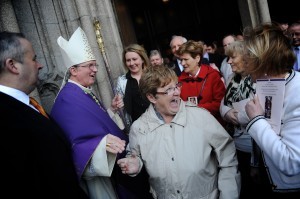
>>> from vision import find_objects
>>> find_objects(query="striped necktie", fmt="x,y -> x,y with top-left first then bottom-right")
29,97 -> 49,119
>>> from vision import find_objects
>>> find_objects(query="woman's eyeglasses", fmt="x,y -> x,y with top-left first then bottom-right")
156,82 -> 182,96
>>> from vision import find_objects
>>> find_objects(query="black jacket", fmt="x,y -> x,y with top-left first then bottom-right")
0,92 -> 87,199
169,58 -> 182,76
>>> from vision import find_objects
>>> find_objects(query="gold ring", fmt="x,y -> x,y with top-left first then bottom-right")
106,143 -> 111,147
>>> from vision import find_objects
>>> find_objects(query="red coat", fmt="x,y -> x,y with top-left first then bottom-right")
179,64 -> 226,126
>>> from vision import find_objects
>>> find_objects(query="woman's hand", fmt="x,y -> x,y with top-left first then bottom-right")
117,154 -> 140,175
224,109 -> 239,125
245,95 -> 264,120
110,94 -> 124,113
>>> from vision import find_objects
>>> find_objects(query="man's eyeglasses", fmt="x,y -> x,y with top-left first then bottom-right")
77,63 -> 99,70
156,82 -> 182,96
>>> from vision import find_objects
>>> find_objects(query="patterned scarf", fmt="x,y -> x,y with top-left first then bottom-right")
224,74 -> 255,107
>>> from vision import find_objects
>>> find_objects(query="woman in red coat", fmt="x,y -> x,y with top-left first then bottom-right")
177,40 -> 226,126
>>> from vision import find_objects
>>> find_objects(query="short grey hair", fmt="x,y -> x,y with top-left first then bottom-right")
0,32 -> 26,72
149,50 -> 162,59
170,35 -> 187,47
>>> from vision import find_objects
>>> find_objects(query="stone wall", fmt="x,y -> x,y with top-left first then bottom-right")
0,0 -> 126,112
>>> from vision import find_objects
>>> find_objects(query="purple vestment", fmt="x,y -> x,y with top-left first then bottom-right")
50,82 -> 128,179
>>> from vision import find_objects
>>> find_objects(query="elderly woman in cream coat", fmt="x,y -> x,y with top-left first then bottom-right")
117,66 -> 240,199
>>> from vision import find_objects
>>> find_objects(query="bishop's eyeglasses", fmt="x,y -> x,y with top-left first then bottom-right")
77,63 -> 99,70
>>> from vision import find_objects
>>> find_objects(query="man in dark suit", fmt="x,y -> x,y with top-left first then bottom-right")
288,21 -> 300,71
0,31 -> 87,199
169,35 -> 187,76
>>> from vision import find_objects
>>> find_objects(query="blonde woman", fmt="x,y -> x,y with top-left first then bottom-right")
114,43 -> 153,199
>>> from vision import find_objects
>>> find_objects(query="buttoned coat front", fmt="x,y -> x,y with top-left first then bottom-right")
178,65 -> 226,126
128,100 -> 241,199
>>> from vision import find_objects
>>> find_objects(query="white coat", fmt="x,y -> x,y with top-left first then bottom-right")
246,70 -> 300,191
128,100 -> 241,199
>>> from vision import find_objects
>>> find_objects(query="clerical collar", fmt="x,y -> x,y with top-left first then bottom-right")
68,79 -> 93,93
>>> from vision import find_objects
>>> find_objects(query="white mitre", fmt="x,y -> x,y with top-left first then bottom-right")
57,27 -> 95,69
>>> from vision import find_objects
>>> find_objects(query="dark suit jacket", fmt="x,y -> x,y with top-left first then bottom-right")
202,53 -> 226,69
0,92 -> 87,199
208,53 -> 226,69
169,58 -> 182,76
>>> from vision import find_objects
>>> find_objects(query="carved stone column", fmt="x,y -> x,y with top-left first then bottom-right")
237,0 -> 271,29
54,0 -> 126,108
2,0 -> 125,112
0,0 -> 43,105
0,0 -> 19,32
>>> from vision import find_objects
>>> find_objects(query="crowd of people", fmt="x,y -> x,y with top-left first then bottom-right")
1,20 -> 300,199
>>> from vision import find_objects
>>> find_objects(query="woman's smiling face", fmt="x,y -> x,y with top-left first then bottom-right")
125,51 -> 144,73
